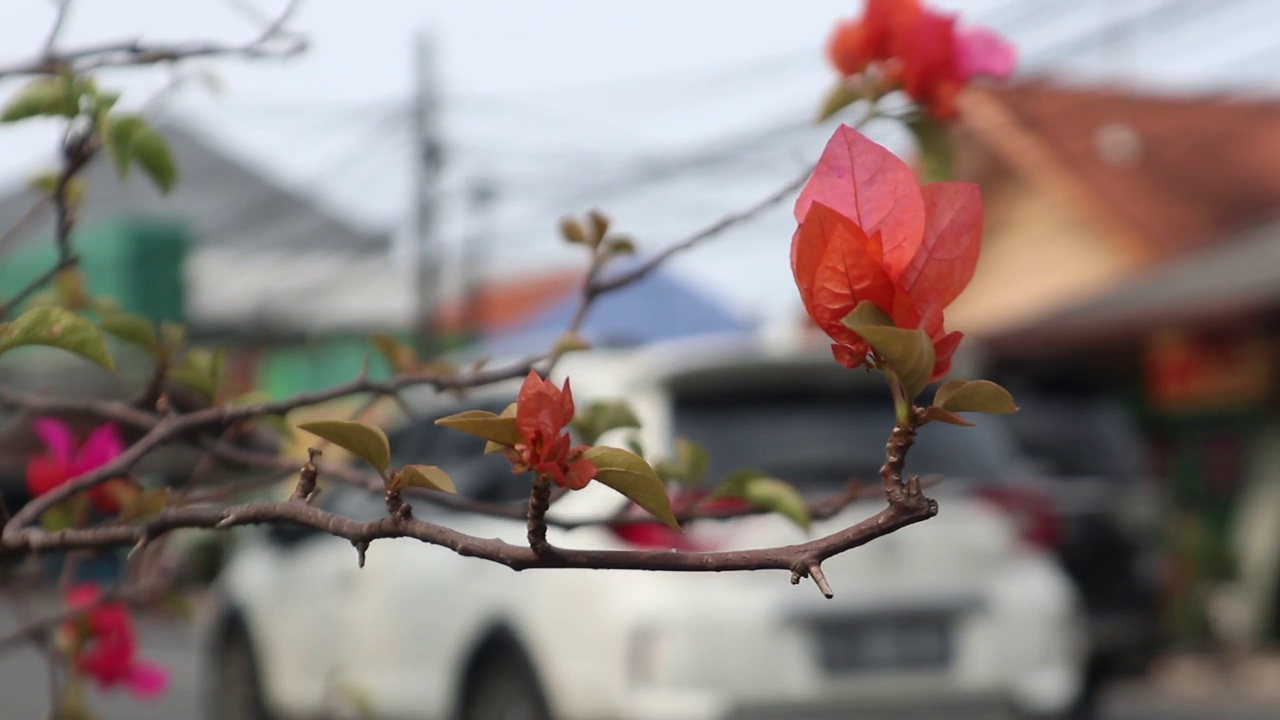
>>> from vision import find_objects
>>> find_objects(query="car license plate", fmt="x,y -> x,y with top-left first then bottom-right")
812,613 -> 952,672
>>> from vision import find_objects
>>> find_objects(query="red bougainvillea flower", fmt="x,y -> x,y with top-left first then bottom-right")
792,124 -> 982,381
506,371 -> 598,490
26,418 -> 125,514
827,0 -> 922,77
827,0 -> 1016,119
62,584 -> 168,700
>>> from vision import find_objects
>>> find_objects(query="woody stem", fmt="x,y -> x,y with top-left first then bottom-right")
527,476 -> 552,555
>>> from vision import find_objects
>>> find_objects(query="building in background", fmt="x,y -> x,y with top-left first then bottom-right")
949,80 -> 1280,646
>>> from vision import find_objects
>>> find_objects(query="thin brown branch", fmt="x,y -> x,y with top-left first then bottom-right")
0,0 -> 305,79
0,495 -> 934,597
43,1 -> 74,57
526,477 -> 552,555
589,163 -> 813,295
2,354 -> 545,532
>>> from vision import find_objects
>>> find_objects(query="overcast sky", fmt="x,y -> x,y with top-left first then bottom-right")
2,0 -> 1279,325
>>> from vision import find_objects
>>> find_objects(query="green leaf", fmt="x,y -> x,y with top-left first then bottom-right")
170,347 -> 224,403
435,409 -> 522,448
0,306 -> 114,371
908,116 -> 953,183
603,237 -> 636,256
131,126 -> 178,194
587,210 -> 610,244
583,446 -> 679,530
159,321 -> 186,351
843,299 -> 894,328
553,332 -> 591,356
104,114 -> 148,179
398,464 -> 456,494
919,405 -> 974,427
840,321 -> 935,401
933,379 -> 1018,415
714,469 -> 810,531
370,332 -> 417,373
39,503 -> 75,532
816,80 -> 866,123
100,312 -> 159,356
298,420 -> 391,476
558,216 -> 588,245
656,437 -> 709,487
571,401 -> 641,446
2,76 -> 76,122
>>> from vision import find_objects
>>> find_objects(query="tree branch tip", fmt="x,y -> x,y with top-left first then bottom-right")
807,561 -> 834,599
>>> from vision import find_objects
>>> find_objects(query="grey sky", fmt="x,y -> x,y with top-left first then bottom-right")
2,0 -> 1278,326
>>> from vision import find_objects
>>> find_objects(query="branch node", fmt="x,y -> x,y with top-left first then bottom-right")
291,448 -> 321,502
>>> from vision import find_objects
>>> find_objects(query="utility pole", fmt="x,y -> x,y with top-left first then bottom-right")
459,175 -> 498,340
411,32 -> 444,356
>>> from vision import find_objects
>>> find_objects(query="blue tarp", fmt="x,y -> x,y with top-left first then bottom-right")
475,258 -> 750,359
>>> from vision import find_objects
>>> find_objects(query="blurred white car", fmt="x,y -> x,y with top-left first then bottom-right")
200,333 -> 1088,720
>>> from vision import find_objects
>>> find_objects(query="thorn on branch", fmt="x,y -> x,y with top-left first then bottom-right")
791,559 -> 835,599
353,541 -> 368,569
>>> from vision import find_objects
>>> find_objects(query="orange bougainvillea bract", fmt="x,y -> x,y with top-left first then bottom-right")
827,0 -> 1015,119
792,124 -> 982,381
507,371 -> 598,490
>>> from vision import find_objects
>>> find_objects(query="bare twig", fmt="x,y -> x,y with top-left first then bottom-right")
43,0 -> 74,57
526,477 -> 552,555
0,0 -> 306,79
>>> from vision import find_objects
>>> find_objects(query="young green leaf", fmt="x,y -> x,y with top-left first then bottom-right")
559,216 -> 588,245
714,469 -> 810,531
370,332 -> 417,373
553,332 -> 591,356
841,322 -> 935,401
0,306 -> 115,371
587,210 -> 610,244
843,299 -> 894,328
908,116 -> 954,183
434,409 -> 522,448
1,76 -> 76,122
100,312 -> 160,356
583,446 -> 679,530
130,126 -> 178,194
572,401 -> 641,446
398,464 -> 456,494
603,237 -> 636,256
103,114 -> 149,179
933,379 -> 1018,415
298,420 -> 392,476
656,437 -> 710,487
919,405 -> 974,427
170,347 -> 224,403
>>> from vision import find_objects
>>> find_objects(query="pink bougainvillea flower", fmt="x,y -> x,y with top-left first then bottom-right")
955,26 -> 1017,83
826,1 -> 1016,119
26,418 -> 126,514
792,124 -> 982,381
505,371 -> 598,490
63,584 -> 169,700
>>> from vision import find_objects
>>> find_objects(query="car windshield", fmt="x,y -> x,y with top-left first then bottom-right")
671,391 -> 1022,494
1000,397 -> 1148,480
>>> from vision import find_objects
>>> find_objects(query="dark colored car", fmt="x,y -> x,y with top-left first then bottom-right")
997,392 -> 1166,700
